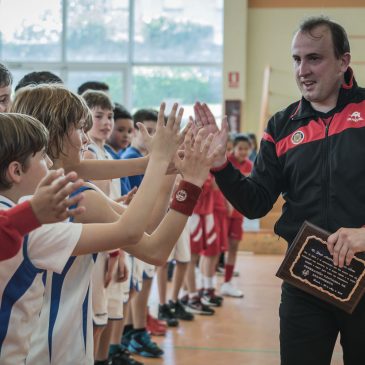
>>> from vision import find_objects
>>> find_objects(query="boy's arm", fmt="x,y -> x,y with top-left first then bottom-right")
63,156 -> 149,180
73,129 -> 222,265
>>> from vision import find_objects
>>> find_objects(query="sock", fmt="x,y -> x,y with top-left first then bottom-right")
180,288 -> 188,298
133,327 -> 146,334
189,292 -> 199,300
212,275 -> 217,287
109,344 -> 121,356
94,361 -> 109,365
123,324 -> 133,336
225,264 -> 234,283
203,275 -> 214,289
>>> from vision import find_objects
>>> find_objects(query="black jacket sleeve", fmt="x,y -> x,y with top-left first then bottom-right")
212,121 -> 284,219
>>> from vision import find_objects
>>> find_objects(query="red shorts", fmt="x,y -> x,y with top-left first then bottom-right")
189,213 -> 218,256
202,211 -> 228,256
228,216 -> 244,240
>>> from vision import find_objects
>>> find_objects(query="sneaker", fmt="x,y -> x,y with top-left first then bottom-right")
220,281 -> 244,298
180,294 -> 189,306
158,304 -> 179,327
169,300 -> 194,321
185,296 -> 215,315
121,330 -> 134,349
128,331 -> 164,358
110,346 -> 144,365
146,313 -> 166,336
201,289 -> 223,307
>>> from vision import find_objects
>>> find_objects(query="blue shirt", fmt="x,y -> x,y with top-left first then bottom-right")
121,146 -> 144,190
104,145 -> 131,195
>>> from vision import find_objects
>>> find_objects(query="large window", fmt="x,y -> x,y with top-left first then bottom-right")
0,0 -> 223,114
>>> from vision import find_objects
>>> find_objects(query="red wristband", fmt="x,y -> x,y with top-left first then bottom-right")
210,159 -> 229,173
170,180 -> 202,216
109,250 -> 120,258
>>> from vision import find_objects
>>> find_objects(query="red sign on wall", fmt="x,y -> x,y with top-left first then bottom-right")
228,72 -> 240,88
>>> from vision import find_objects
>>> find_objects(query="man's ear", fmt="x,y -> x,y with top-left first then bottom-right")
6,161 -> 24,184
341,52 -> 351,72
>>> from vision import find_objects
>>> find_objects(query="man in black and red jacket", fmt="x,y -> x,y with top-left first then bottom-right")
194,16 -> 365,365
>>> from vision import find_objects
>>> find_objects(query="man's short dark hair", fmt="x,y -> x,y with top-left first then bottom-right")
0,63 -> 13,88
114,102 -> 132,120
299,16 -> 350,59
77,81 -> 109,95
15,71 -> 63,92
233,134 -> 250,147
133,109 -> 158,128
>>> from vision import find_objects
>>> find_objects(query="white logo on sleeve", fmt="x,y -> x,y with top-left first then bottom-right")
176,190 -> 187,202
348,112 -> 363,122
291,130 -> 305,145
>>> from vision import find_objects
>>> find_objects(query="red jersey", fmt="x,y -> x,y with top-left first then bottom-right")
227,153 -> 253,218
193,174 -> 215,215
213,186 -> 228,213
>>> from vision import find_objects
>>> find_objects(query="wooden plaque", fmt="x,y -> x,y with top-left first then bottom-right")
276,221 -> 365,313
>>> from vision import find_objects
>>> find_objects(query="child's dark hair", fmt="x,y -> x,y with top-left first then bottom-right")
15,71 -> 63,92
114,102 -> 132,120
0,63 -> 13,88
133,109 -> 158,128
77,81 -> 109,95
233,134 -> 250,147
0,113 -> 48,189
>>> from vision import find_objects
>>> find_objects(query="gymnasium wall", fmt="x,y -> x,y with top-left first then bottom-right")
224,0 -> 365,135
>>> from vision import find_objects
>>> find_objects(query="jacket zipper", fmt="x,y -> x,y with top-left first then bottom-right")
322,116 -> 334,230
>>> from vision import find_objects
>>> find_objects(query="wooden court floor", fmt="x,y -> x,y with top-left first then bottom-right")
142,254 -> 343,365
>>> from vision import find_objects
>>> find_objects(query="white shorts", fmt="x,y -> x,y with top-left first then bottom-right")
106,258 -> 126,321
168,224 -> 191,263
123,255 -> 144,302
143,262 -> 155,280
92,252 -> 109,326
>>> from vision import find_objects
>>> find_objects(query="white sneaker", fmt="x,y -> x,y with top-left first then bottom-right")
220,282 -> 244,298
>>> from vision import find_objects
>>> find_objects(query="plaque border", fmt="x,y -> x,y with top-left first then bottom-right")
289,235 -> 365,303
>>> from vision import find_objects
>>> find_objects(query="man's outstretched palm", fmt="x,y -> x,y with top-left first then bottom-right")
192,102 -> 229,167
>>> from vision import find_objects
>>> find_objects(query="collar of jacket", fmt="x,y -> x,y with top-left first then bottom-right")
291,67 -> 358,121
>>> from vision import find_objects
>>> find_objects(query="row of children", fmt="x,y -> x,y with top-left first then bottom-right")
0,64 -> 253,365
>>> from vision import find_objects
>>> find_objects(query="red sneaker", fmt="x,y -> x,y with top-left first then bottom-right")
147,313 -> 167,336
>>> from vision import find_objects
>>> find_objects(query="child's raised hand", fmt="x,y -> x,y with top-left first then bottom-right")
174,128 -> 224,187
140,102 -> 187,163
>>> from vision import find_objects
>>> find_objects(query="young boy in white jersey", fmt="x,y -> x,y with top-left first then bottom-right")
81,90 -> 131,364
0,112 -> 194,365
10,84 -> 222,365
121,109 -> 167,358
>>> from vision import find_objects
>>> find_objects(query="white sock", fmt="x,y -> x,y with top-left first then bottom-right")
203,275 -> 214,289
189,292 -> 199,299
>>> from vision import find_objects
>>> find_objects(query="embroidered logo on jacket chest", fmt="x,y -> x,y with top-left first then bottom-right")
347,111 -> 363,123
291,130 -> 305,145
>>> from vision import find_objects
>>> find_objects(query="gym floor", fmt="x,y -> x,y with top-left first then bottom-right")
143,254 -> 343,365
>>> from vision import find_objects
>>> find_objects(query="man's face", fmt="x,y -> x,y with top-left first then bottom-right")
0,84 -> 12,112
291,25 -> 350,111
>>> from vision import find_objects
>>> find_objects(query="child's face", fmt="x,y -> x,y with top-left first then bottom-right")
63,124 -> 89,164
0,84 -> 12,112
134,120 -> 156,150
233,141 -> 251,163
226,140 -> 234,155
19,149 -> 52,195
108,118 -> 133,150
89,107 -> 114,143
